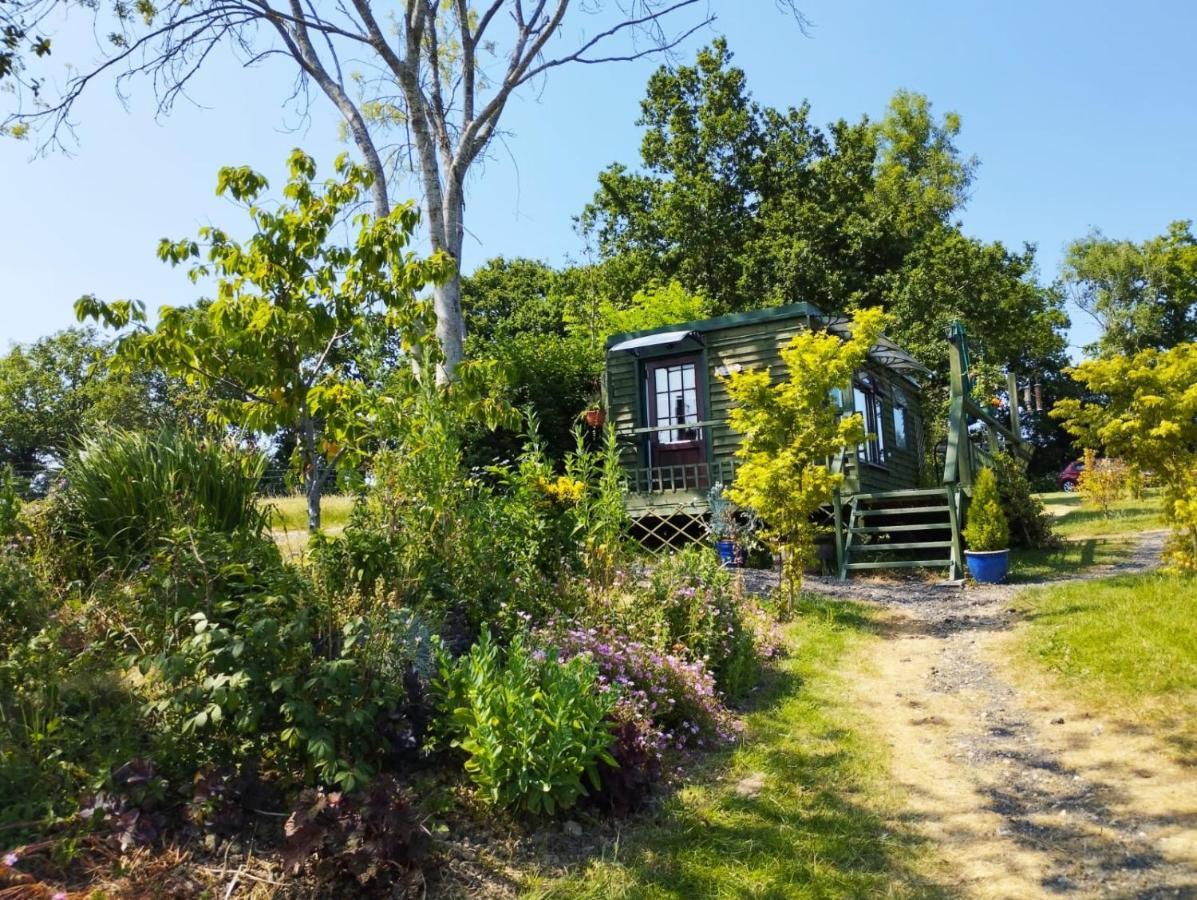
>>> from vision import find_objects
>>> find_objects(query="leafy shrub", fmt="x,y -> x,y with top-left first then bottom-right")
991,452 -> 1058,549
0,464 -> 20,539
640,547 -> 761,698
433,629 -> 615,816
0,551 -> 47,647
963,467 -> 1010,552
1078,448 -> 1128,518
50,429 -> 267,578
546,622 -> 739,749
118,532 -> 419,789
586,710 -> 662,817
283,775 -> 428,894
310,415 -> 624,640
0,623 -> 145,826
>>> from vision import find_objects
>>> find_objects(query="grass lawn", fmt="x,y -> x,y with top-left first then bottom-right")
1008,537 -> 1135,583
523,596 -> 946,899
1035,489 -> 1165,539
262,493 -> 356,532
1014,572 -> 1197,759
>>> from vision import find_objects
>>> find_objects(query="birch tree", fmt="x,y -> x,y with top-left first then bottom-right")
6,1 -> 808,380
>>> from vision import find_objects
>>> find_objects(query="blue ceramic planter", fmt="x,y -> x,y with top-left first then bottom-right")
715,539 -> 737,568
965,549 -> 1009,583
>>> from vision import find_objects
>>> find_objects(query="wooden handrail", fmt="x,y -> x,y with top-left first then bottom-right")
623,420 -> 718,437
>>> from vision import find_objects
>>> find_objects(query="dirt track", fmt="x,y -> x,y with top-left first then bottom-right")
798,533 -> 1197,898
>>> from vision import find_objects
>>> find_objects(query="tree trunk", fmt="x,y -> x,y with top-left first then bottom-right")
429,177 -> 467,382
301,411 -> 321,533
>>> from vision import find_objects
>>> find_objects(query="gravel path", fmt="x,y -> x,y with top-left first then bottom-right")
748,533 -> 1197,898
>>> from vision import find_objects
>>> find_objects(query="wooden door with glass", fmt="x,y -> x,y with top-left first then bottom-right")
644,354 -> 707,490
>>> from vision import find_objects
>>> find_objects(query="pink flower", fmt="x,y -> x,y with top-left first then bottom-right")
2,852 -> 18,867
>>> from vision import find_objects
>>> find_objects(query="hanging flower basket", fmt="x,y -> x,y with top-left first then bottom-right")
584,408 -> 607,428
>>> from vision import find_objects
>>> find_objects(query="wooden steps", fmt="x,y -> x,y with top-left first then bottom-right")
838,486 -> 962,580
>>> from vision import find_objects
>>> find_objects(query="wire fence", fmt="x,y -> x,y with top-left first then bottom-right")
4,463 -> 307,501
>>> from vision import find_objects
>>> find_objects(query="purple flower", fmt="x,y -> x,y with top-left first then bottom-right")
2,852 -> 17,867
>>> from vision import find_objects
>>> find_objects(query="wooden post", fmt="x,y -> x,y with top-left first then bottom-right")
945,326 -> 970,488
1007,371 -> 1021,438
832,488 -> 845,578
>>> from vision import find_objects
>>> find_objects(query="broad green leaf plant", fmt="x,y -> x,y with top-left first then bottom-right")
1052,341 -> 1197,572
722,307 -> 887,607
76,150 -> 454,530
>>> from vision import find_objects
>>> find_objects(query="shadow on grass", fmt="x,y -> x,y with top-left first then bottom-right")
527,596 -> 949,899
1008,538 -> 1134,584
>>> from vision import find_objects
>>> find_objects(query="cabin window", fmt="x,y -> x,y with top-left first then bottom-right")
893,403 -> 909,450
652,361 -> 700,444
854,377 -> 886,465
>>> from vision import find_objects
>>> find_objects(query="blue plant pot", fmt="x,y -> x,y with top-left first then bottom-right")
965,549 -> 1009,584
715,539 -> 738,568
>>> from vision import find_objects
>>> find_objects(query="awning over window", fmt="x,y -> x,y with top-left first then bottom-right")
822,317 -> 932,377
607,330 -> 702,355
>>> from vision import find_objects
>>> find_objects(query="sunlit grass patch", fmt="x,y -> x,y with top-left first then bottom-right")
262,493 -> 356,533
1008,537 -> 1135,583
1036,489 -> 1164,539
1014,572 -> 1197,758
522,595 -> 947,899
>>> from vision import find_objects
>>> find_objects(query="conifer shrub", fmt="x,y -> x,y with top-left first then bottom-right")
991,452 -> 1059,549
963,467 -> 1010,552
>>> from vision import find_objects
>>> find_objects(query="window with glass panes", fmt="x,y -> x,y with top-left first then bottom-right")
854,377 -> 886,465
653,362 -> 699,443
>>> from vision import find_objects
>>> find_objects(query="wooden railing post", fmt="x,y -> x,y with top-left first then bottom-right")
1007,371 -> 1021,439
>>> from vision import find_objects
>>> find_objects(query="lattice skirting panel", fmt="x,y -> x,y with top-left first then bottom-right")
629,509 -> 709,555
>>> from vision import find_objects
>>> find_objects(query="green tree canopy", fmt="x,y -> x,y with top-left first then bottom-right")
579,40 -> 1068,407
0,327 -> 193,475
1052,342 -> 1197,571
1062,220 -> 1197,356
78,150 -> 452,530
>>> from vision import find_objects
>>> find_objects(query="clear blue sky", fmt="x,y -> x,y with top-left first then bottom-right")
3,0 -> 1196,355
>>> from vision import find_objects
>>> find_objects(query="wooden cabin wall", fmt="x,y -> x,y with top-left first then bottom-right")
604,313 -> 928,494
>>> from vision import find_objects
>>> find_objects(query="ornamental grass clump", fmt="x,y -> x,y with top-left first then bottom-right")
963,467 -> 1010,552
50,429 -> 267,578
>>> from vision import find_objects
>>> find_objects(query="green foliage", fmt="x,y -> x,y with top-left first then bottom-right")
723,308 -> 887,603
434,629 -> 615,816
990,452 -> 1058,549
1063,220 -> 1197,357
641,547 -> 761,699
564,425 -> 629,589
0,464 -> 20,538
49,429 -> 267,578
0,327 -> 195,476
568,281 -> 710,360
1052,342 -> 1197,572
462,257 -> 599,462
962,467 -> 1010,552
77,150 -> 452,530
579,40 -> 1067,404
1077,448 -> 1128,519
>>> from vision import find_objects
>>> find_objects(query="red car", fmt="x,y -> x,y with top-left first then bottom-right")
1057,459 -> 1085,492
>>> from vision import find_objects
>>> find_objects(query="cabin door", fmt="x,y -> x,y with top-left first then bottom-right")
644,354 -> 708,490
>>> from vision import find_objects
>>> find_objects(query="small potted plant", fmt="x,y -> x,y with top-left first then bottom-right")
580,386 -> 606,428
962,466 -> 1011,583
708,482 -> 741,567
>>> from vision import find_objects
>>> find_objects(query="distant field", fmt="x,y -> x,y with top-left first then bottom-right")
262,494 -> 356,532
1035,489 -> 1165,539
